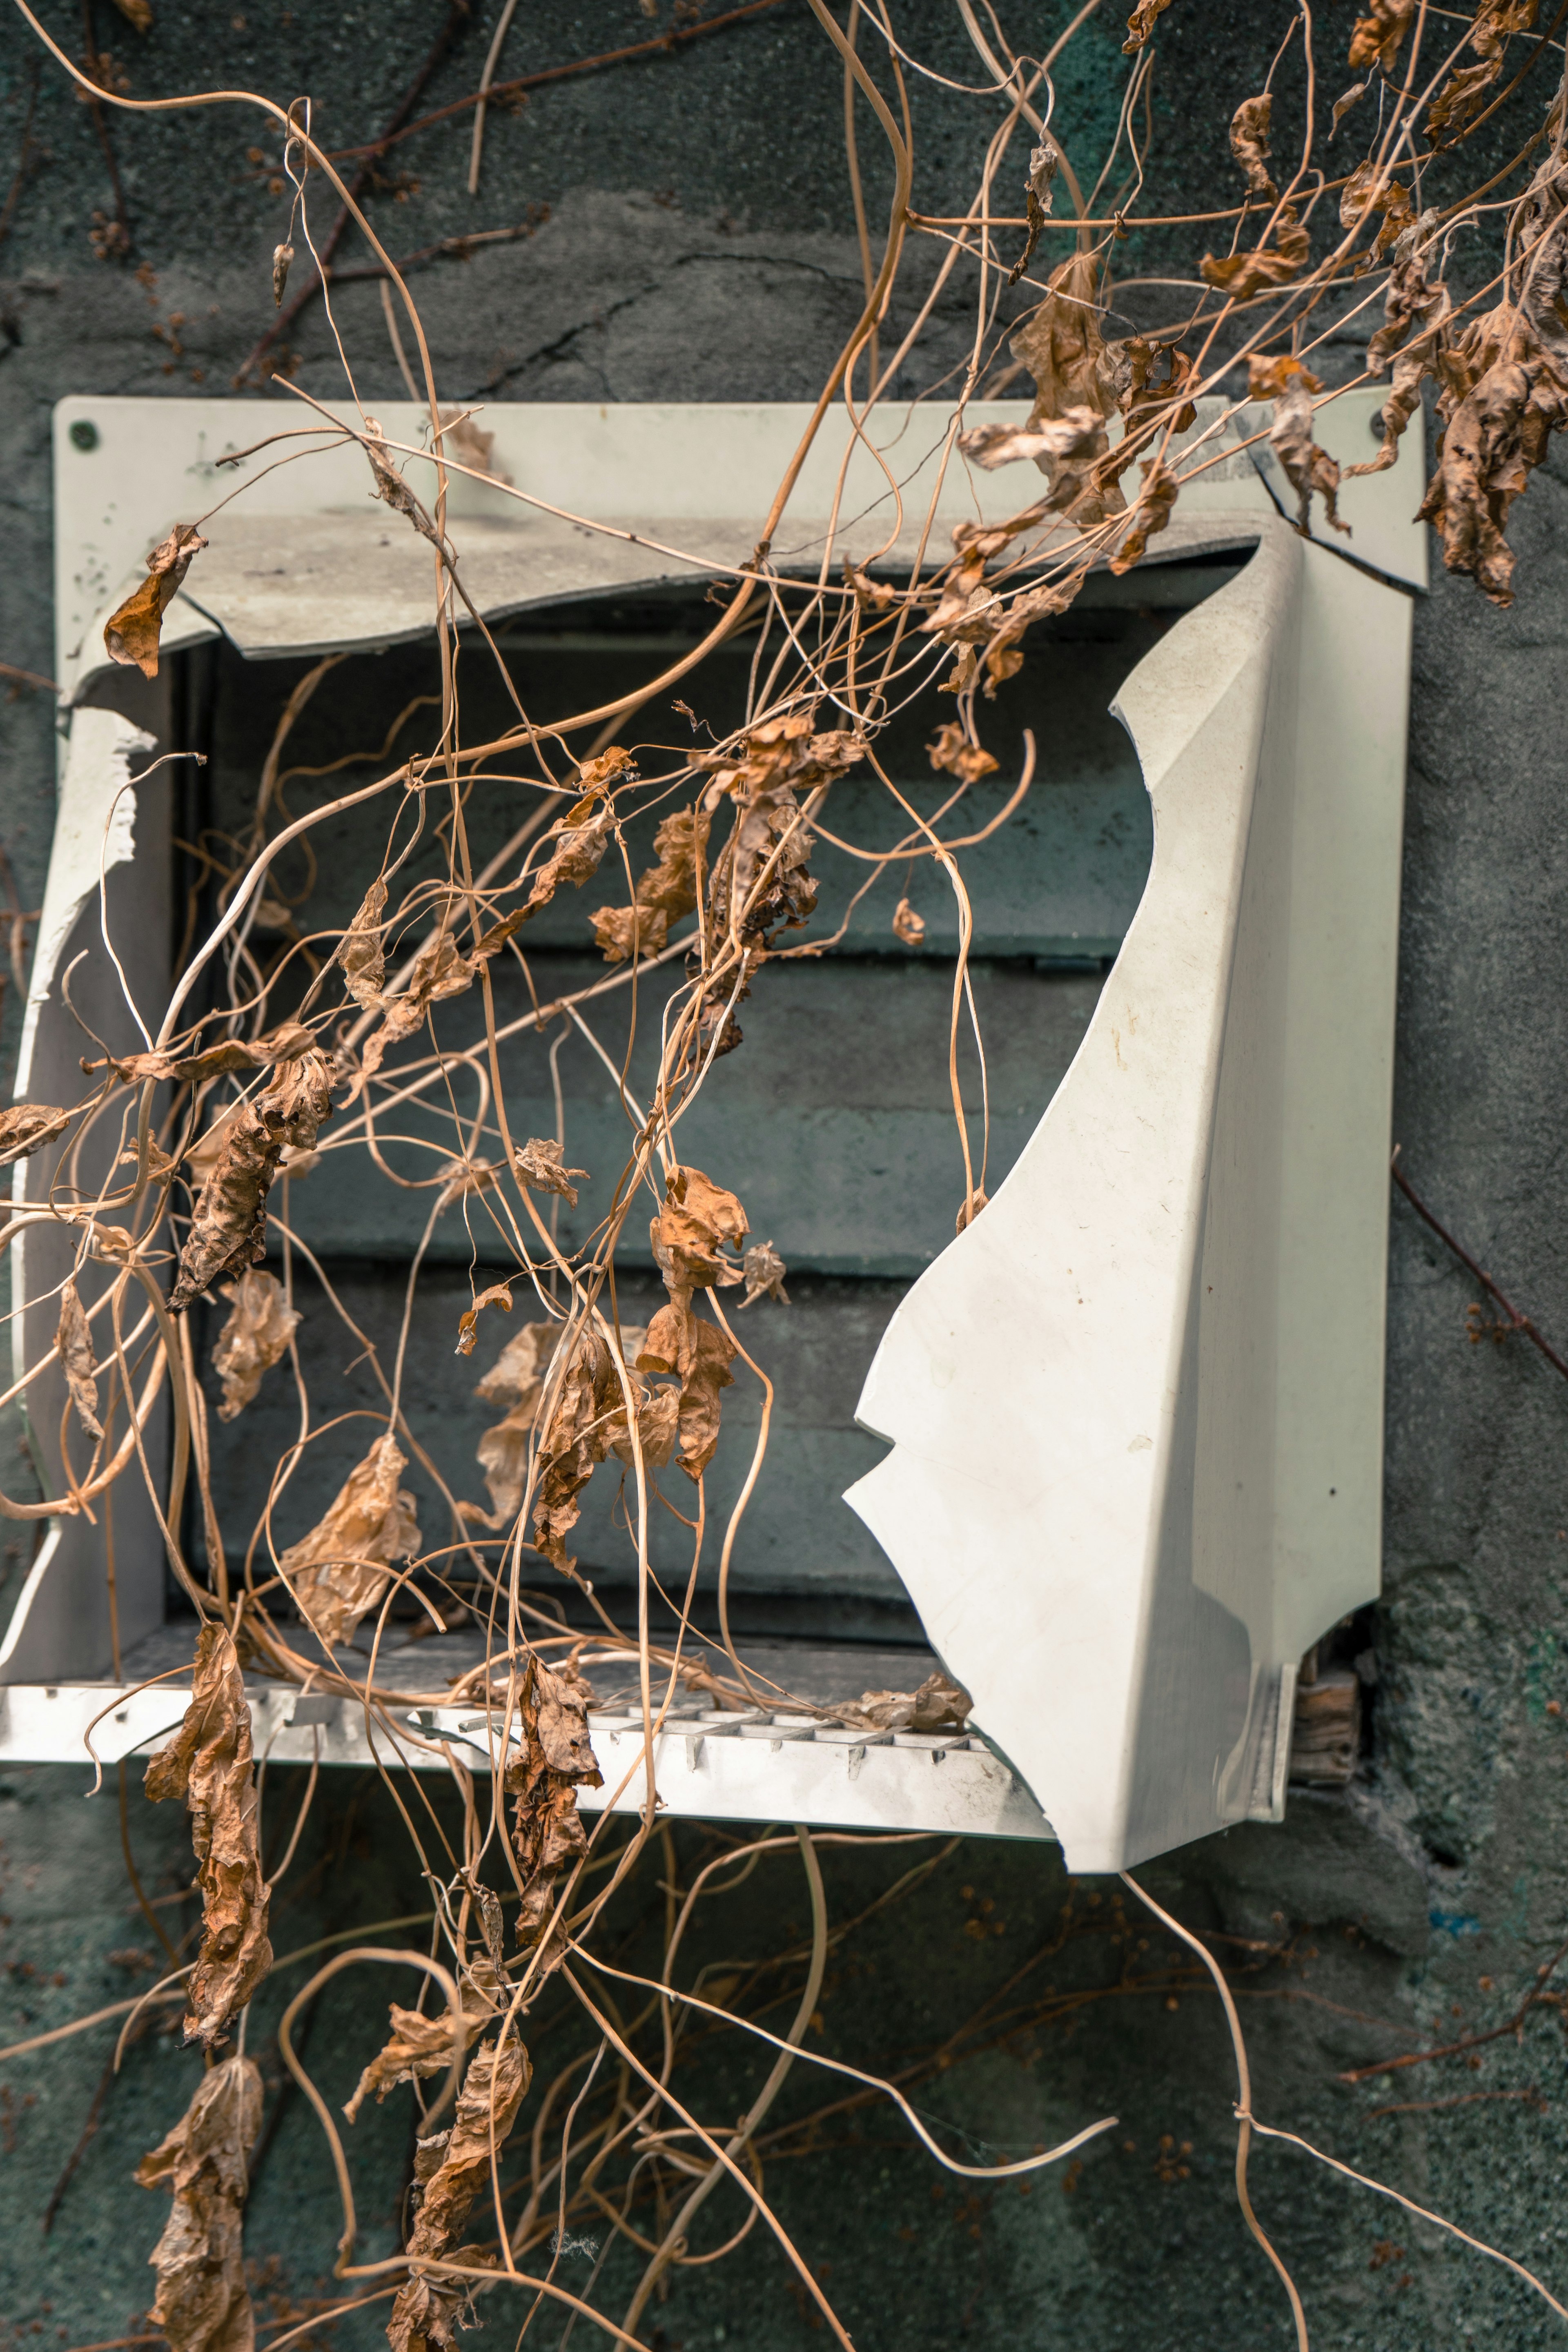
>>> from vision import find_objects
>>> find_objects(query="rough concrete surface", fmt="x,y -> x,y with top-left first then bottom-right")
1,5 -> 1566,2347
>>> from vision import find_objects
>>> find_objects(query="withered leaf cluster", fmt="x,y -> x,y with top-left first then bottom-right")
345,1951 -> 507,2125
168,1048 -> 335,1313
504,1653 -> 604,1959
136,2054 -> 263,2352
1004,252 -> 1126,526
211,1269 -> 300,1421
690,716 -> 865,1056
1425,0 -> 1538,144
1414,156 -> 1567,605
388,2033 -> 532,2352
592,804 -> 710,964
637,1164 -> 750,1480
104,522 -> 208,680
145,1625 -> 273,2048
278,1430 -> 421,1650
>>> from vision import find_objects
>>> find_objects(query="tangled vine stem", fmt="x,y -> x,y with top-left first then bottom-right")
2,0 -> 1568,2341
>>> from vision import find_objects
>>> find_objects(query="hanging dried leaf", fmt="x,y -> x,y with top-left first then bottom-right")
590,804 -> 711,964
278,1431 -> 421,1650
1006,253 -> 1126,523
1229,95 -> 1277,201
1248,355 -> 1350,537
1200,207 -> 1310,299
649,1164 -> 748,1304
455,1281 -> 512,1359
0,1102 -> 69,1164
271,241 -> 293,305
1348,0 -> 1414,69
530,1330 -> 626,1572
104,523 -> 209,679
136,2054 -> 263,2352
513,1137 -> 589,1208
892,896 -> 926,947
927,723 -> 999,783
56,1280 -> 103,1441
345,2003 -> 471,2126
388,2034 -> 532,2352
144,1625 -> 273,2047
634,1303 -> 736,1480
696,719 -> 863,988
168,1050 -> 334,1313
840,1671 -> 973,1733
1123,0 -> 1174,52
211,1269 -> 299,1421
1330,81 -> 1369,136
1108,459 -> 1180,574
504,1655 -> 603,1957
521,802 -> 617,917
1007,134 -> 1060,283
110,0 -> 155,29
339,878 -> 388,1010
437,1156 -> 497,1211
739,1239 -> 789,1308
1347,216 -> 1452,477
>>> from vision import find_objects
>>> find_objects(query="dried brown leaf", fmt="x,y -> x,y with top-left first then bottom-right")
634,1301 -> 736,1481
1248,355 -> 1350,537
956,408 -> 1105,473
168,1050 -> 334,1313
607,1379 -> 681,1470
110,0 -> 155,29
388,2034 -> 532,2352
739,1239 -> 789,1308
101,1020 -> 316,1089
1229,95 -> 1277,201
1007,135 -> 1060,285
339,878 -> 388,1009
590,804 -> 710,964
0,1102 -> 69,1164
892,896 -> 926,947
1122,0 -> 1174,53
361,931 -> 479,1081
56,1278 -> 103,1440
649,1164 -> 748,1302
1200,207 -> 1310,299
1426,58 -> 1501,142
455,1281 -> 512,1359
1348,0 -> 1414,68
522,803 -> 616,917
278,1431 -> 421,1650
1109,459 -> 1180,574
513,1136 -> 589,1208
211,1269 -> 299,1421
136,2054 -> 263,2352
144,1626 -> 273,2047
1007,254 -> 1126,523
503,1655 -> 603,1955
927,723 -> 999,783
1330,80 -> 1369,136
104,523 -> 208,679
840,1671 -> 973,1733
530,1330 -> 626,1573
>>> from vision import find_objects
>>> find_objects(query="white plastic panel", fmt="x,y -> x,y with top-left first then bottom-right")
846,505 -> 1415,1870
